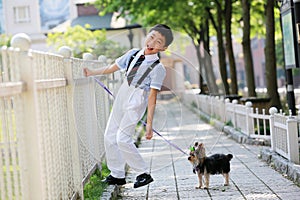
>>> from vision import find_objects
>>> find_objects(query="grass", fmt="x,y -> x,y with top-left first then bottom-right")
83,162 -> 110,199
191,101 -> 198,108
225,120 -> 233,127
134,121 -> 146,147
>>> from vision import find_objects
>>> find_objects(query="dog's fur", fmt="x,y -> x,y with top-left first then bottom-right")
188,142 -> 233,189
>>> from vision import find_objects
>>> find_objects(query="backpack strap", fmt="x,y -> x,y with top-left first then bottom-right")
135,59 -> 160,88
126,50 -> 140,73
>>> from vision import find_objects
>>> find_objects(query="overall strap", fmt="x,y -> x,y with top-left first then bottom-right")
126,50 -> 140,73
135,59 -> 160,88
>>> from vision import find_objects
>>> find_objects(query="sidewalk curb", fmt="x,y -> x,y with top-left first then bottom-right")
260,147 -> 300,186
101,185 -> 121,200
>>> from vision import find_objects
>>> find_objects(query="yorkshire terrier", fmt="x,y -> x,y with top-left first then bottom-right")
188,142 -> 233,189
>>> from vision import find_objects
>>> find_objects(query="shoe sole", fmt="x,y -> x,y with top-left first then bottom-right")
133,177 -> 154,188
103,182 -> 126,186
102,179 -> 126,186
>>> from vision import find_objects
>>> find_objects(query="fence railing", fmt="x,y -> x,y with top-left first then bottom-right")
182,92 -> 300,165
0,36 -> 116,199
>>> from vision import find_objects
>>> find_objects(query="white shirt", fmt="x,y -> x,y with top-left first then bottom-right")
115,48 -> 166,91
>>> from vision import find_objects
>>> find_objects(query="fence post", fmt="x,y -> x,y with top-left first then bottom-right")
286,117 -> 300,164
215,96 -> 222,122
224,98 -> 230,124
12,34 -> 44,199
59,46 -> 84,198
210,96 -> 213,117
219,96 -> 226,122
269,107 -> 278,151
232,99 -> 238,128
82,52 -> 103,165
245,101 -> 253,136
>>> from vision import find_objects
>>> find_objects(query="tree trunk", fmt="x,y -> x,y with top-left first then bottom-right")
242,0 -> 256,97
183,21 -> 218,94
225,0 -> 238,95
201,20 -> 219,94
265,0 -> 282,109
194,42 -> 205,94
215,3 -> 230,95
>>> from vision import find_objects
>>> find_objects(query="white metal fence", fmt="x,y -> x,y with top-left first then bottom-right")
0,37 -> 116,199
182,92 -> 300,165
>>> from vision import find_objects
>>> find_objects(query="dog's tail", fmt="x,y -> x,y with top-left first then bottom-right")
227,154 -> 233,161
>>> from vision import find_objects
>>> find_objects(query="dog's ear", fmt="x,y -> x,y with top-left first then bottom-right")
199,143 -> 204,148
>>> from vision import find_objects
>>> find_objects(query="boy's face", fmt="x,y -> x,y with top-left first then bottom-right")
144,30 -> 167,55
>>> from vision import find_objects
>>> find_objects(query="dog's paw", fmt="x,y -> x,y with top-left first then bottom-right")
224,183 -> 229,186
195,186 -> 202,189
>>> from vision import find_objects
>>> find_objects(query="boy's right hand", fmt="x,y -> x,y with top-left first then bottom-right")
83,68 -> 93,77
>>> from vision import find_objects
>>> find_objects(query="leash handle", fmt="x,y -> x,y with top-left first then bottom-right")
92,76 -> 188,156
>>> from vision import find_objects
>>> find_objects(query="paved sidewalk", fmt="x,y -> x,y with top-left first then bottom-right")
116,99 -> 300,200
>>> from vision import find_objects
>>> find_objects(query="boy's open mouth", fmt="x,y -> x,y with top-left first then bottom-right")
147,47 -> 154,51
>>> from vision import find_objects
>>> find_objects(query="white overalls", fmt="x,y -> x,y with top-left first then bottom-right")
104,48 -> 166,178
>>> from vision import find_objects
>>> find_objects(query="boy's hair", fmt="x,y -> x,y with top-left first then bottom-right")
149,24 -> 173,47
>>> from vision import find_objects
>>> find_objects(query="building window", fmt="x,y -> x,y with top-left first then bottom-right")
14,6 -> 31,23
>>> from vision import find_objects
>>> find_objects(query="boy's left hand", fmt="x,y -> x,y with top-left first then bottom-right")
145,124 -> 153,140
83,68 -> 93,77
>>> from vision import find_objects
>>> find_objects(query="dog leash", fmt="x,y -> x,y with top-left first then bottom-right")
92,76 -> 189,156
93,77 -> 115,97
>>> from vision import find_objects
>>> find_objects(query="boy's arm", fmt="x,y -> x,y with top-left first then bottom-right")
145,88 -> 158,140
83,63 -> 119,77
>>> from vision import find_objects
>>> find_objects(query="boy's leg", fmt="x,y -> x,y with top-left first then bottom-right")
117,112 -> 154,188
116,114 -> 149,174
103,83 -> 128,179
104,112 -> 127,179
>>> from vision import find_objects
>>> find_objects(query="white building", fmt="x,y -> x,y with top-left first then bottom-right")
1,0 -> 72,50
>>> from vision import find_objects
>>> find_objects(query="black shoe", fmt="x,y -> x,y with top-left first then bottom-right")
133,173 -> 154,188
102,175 -> 126,185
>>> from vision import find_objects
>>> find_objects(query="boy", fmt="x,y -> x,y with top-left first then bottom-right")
83,24 -> 173,188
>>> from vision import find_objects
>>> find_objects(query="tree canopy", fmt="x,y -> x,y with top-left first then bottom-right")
94,0 -> 284,104
0,34 -> 11,47
47,25 -> 126,59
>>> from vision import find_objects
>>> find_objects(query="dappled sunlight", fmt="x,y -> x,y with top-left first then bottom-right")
167,123 -> 214,132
